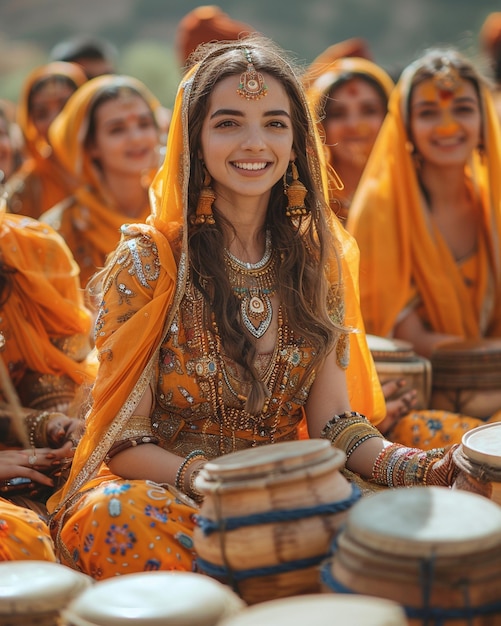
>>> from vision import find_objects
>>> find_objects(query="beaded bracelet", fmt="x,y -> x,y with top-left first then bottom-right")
25,411 -> 52,448
105,436 -> 160,463
175,450 -> 207,493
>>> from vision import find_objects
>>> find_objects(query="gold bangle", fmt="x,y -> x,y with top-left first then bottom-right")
175,450 -> 207,493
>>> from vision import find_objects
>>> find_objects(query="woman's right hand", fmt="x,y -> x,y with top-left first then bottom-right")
0,441 -> 74,486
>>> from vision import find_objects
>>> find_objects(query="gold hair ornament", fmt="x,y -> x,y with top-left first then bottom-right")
237,48 -> 268,100
433,57 -> 461,94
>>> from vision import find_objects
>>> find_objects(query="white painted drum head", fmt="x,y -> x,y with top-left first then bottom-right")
63,571 -> 245,625
0,561 -> 92,615
366,334 -> 415,360
462,422 -> 501,469
217,594 -> 408,626
346,486 -> 501,558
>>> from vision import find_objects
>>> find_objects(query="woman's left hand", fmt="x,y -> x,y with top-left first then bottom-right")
377,378 -> 417,434
46,414 -> 84,447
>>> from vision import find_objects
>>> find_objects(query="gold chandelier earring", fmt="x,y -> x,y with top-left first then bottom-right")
284,161 -> 309,218
191,167 -> 216,225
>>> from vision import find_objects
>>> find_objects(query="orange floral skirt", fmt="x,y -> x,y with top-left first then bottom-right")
52,467 -> 198,580
388,409 -> 501,449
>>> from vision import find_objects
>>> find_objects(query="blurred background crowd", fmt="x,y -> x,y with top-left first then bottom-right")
0,0 -> 499,109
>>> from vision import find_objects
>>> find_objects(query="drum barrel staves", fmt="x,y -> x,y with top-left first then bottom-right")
193,439 -> 360,605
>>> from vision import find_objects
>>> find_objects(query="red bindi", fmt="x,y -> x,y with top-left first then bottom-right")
438,89 -> 454,102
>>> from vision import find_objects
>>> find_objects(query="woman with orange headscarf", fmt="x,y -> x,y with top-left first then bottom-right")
5,62 -> 87,219
47,36 -> 462,581
40,75 -> 162,289
0,195 -> 94,560
347,47 -> 501,447
307,56 -> 394,221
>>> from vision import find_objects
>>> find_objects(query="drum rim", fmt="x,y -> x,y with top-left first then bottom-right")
462,423 -> 501,469
199,439 -> 343,481
196,447 -> 347,493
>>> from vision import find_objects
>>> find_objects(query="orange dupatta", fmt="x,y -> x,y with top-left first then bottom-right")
0,204 -> 93,383
8,62 -> 87,218
49,56 -> 385,515
346,64 -> 501,339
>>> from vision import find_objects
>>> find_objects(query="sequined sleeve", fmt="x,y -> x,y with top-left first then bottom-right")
93,227 -> 162,349
327,284 -> 350,370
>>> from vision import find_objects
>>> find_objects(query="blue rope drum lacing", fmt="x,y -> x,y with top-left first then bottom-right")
195,482 -> 361,583
320,537 -> 501,626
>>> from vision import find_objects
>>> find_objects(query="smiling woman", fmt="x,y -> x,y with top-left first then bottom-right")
346,47 -> 501,444
39,75 -> 162,289
47,36 -> 465,584
347,47 -> 501,355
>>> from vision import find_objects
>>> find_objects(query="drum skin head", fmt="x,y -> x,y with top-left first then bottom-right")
345,486 -> 501,557
0,561 -> 92,615
63,571 -> 244,625
462,423 -> 501,469
217,594 -> 407,626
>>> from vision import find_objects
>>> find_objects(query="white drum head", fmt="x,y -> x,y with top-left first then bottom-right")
64,571 -> 244,625
217,594 -> 407,626
462,422 -> 501,469
346,486 -> 501,557
0,561 -> 92,614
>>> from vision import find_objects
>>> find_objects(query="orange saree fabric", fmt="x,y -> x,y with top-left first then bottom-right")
0,497 -> 56,561
0,207 -> 92,385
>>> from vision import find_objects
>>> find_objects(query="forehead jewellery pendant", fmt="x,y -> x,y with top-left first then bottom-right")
237,48 -> 268,100
433,57 -> 461,98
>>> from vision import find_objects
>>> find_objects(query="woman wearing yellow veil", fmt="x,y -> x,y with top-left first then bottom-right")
5,62 -> 87,219
40,74 -> 162,289
307,56 -> 394,221
48,36 -> 461,580
347,48 -> 501,446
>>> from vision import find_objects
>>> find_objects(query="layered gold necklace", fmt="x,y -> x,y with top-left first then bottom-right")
224,231 -> 277,339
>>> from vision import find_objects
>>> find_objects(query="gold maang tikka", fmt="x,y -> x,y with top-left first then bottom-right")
433,57 -> 461,94
237,48 -> 268,100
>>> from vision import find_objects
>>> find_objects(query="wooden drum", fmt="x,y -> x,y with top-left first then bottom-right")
0,561 -> 92,626
453,422 -> 501,505
193,439 -> 360,605
63,571 -> 245,626
320,486 -> 501,625
430,339 -> 501,419
367,335 -> 431,410
216,594 -> 408,626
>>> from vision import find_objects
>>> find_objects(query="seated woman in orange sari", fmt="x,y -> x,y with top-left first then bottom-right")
0,201 -> 94,560
40,75 -> 162,289
347,48 -> 501,445
5,62 -> 87,219
48,36 -> 461,581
